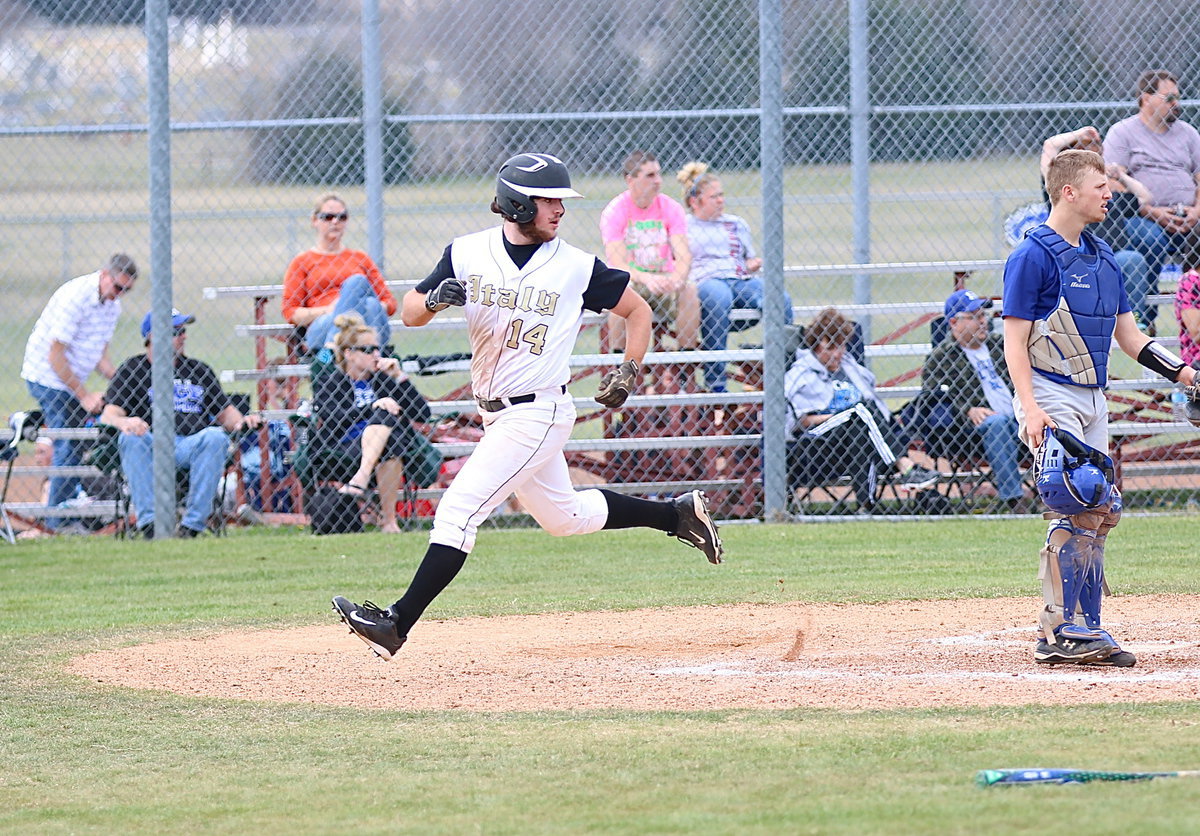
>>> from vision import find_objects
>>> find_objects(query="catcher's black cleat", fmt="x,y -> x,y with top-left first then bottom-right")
1076,629 -> 1136,667
1079,648 -> 1137,667
1033,636 -> 1113,665
669,490 -> 724,565
332,596 -> 406,660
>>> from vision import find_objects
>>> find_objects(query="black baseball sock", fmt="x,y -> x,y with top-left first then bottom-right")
600,489 -> 677,531
390,544 -> 468,638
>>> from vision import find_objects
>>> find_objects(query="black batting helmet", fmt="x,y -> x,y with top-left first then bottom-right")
494,153 -> 582,223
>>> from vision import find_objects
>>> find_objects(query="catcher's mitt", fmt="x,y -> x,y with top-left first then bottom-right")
1184,381 -> 1200,427
595,359 -> 640,408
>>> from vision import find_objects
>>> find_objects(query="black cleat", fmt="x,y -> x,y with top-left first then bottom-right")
1034,636 -> 1113,665
1077,629 -> 1137,667
1079,649 -> 1137,667
332,596 -> 406,660
670,490 -> 724,564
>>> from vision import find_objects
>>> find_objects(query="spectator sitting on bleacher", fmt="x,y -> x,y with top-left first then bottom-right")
310,313 -> 432,534
784,307 -> 940,513
600,149 -> 698,352
100,309 -> 262,539
1174,235 -> 1200,366
676,160 -> 793,393
1037,125 -> 1154,333
281,194 -> 398,353
1104,70 -> 1200,334
921,290 -> 1026,511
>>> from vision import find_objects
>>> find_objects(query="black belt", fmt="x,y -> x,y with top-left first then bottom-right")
476,385 -> 565,413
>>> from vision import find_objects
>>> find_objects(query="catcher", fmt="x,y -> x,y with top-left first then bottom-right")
1004,148 -> 1200,667
333,152 -> 724,660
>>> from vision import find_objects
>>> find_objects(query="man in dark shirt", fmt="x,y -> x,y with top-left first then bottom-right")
101,310 -> 261,538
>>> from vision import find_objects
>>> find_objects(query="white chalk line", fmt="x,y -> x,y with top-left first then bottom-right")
654,625 -> 1199,684
653,662 -> 1200,684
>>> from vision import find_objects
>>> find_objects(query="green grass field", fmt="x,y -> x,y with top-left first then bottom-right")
4,517 -> 1200,834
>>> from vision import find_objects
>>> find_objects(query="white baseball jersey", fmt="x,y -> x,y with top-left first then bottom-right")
423,226 -> 627,400
416,225 -> 628,553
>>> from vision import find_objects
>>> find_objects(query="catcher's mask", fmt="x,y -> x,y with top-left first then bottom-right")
494,153 -> 582,224
1035,427 -> 1115,515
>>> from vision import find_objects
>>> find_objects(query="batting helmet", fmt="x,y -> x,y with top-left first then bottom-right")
1035,427 -> 1115,515
495,153 -> 582,224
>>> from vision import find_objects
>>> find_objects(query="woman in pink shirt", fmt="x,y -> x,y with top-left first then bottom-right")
1174,236 -> 1200,365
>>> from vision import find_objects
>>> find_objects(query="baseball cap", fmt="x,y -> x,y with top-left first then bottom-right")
141,308 -> 195,339
944,289 -> 993,320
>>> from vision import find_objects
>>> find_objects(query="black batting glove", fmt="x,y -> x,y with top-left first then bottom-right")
595,360 -> 640,408
425,278 -> 468,312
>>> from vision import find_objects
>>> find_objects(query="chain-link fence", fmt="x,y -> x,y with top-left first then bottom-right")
3,0 -> 1199,539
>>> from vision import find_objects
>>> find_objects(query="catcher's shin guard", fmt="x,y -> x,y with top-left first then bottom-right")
1038,518 -> 1103,644
1078,534 -> 1105,630
1077,491 -> 1121,631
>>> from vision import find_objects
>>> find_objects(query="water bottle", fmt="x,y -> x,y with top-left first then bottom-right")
1162,261 -> 1183,288
1171,387 -> 1188,421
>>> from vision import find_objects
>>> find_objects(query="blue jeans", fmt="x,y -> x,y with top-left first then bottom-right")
25,380 -> 88,529
976,413 -> 1022,501
118,426 -> 229,532
1122,216 -> 1182,326
1114,247 -> 1154,328
698,276 -> 794,391
304,274 -> 391,350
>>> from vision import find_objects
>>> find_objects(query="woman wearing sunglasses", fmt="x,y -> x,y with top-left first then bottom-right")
306,313 -> 431,532
282,194 -> 398,353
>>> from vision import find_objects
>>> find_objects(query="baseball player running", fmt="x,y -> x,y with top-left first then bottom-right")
333,152 -> 724,660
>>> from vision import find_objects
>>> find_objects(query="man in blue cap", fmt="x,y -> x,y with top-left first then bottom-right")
921,289 -> 1026,511
100,309 -> 261,538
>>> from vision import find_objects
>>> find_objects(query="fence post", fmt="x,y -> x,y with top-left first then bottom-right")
362,0 -> 385,269
147,0 -> 177,539
849,0 -> 871,339
760,0 -> 787,521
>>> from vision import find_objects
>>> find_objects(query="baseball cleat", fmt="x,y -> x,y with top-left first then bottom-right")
1079,649 -> 1137,667
1076,629 -> 1136,667
1033,636 -> 1113,665
670,490 -> 724,564
332,596 -> 406,660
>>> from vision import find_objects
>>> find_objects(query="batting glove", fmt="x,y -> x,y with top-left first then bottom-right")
595,359 -> 640,408
425,277 -> 467,312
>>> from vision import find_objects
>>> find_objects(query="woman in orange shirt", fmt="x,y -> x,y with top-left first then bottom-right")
282,194 -> 399,352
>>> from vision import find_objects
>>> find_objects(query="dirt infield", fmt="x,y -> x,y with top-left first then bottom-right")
69,595 -> 1200,711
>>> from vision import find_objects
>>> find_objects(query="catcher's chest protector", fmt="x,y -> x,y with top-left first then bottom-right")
1024,225 -> 1121,387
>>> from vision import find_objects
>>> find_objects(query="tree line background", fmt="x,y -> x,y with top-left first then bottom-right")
7,0 -> 1200,181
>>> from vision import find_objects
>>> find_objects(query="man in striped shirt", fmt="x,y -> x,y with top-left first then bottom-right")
20,253 -> 138,529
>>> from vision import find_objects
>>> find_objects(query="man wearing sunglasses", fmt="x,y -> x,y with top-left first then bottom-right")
100,310 -> 262,539
1104,69 -> 1200,334
20,253 -> 138,531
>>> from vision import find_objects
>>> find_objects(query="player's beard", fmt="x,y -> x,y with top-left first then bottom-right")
518,218 -> 557,244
